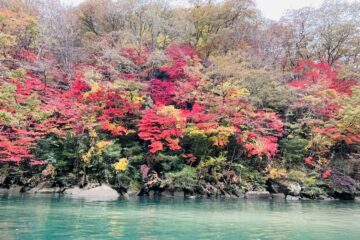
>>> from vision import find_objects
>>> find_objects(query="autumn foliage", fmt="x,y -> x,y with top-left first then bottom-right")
1,3 -> 359,197
1,43 -> 286,165
288,60 -> 360,172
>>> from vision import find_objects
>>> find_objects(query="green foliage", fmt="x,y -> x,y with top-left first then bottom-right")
103,143 -> 122,159
194,155 -> 228,184
114,163 -> 142,190
156,153 -> 183,173
301,175 -> 326,198
122,143 -> 145,163
4,68 -> 26,81
166,167 -> 197,189
34,133 -> 79,174
181,132 -> 211,159
239,72 -> 296,112
288,170 -> 306,183
241,168 -> 266,191
268,167 -> 287,180
279,136 -> 309,167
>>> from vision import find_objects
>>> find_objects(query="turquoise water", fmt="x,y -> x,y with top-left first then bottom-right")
1,195 -> 360,240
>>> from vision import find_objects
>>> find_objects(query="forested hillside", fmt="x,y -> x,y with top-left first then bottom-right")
0,0 -> 359,200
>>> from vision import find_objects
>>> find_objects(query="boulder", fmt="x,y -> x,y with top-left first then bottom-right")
64,186 -> 83,195
184,190 -> 197,198
271,193 -> 285,200
148,190 -> 156,197
286,195 -> 300,201
78,185 -> 119,199
64,184 -> 119,201
27,182 -> 61,194
268,180 -> 282,193
0,188 -> 9,194
0,174 -> 7,186
173,190 -> 185,197
329,175 -> 356,200
219,190 -> 231,198
300,186 -> 324,199
288,182 -> 301,196
316,195 -> 334,201
245,191 -> 270,199
8,185 -> 23,195
184,192 -> 195,198
203,184 -> 220,197
83,182 -> 101,190
126,189 -> 140,198
160,189 -> 173,198
231,186 -> 244,198
37,187 -> 63,194
268,180 -> 301,196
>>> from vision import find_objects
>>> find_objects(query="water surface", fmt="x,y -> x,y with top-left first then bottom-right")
1,194 -> 360,239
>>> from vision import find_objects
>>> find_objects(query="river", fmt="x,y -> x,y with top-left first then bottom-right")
1,194 -> 360,239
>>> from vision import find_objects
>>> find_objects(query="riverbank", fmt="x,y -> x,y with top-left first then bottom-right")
2,162 -> 359,201
1,181 -> 358,202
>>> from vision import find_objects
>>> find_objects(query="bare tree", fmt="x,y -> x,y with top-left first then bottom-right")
37,0 -> 79,74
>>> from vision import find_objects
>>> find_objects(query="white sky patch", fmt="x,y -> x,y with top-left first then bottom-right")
61,0 -> 355,21
61,0 -> 85,6
255,0 -> 322,20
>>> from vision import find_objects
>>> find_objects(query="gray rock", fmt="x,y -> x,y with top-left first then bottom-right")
316,195 -> 334,201
222,191 -> 231,198
79,185 -> 119,198
268,181 -> 282,193
268,180 -> 301,196
160,190 -> 173,197
64,186 -> 82,195
27,182 -> 53,194
288,182 -> 301,196
286,195 -> 300,201
173,190 -> 184,197
271,193 -> 285,199
204,184 -> 219,197
184,191 -> 196,198
329,175 -> 356,200
37,187 -> 63,194
0,188 -> 9,194
148,190 -> 155,197
83,182 -> 100,190
231,187 -> 244,198
64,184 -> 119,201
9,185 -> 23,195
245,191 -> 270,199
0,174 -> 7,185
236,192 -> 245,198
127,189 -> 140,198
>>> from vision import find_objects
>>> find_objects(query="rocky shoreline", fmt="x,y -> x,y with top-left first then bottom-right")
1,166 -> 358,201
0,180 -> 357,202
